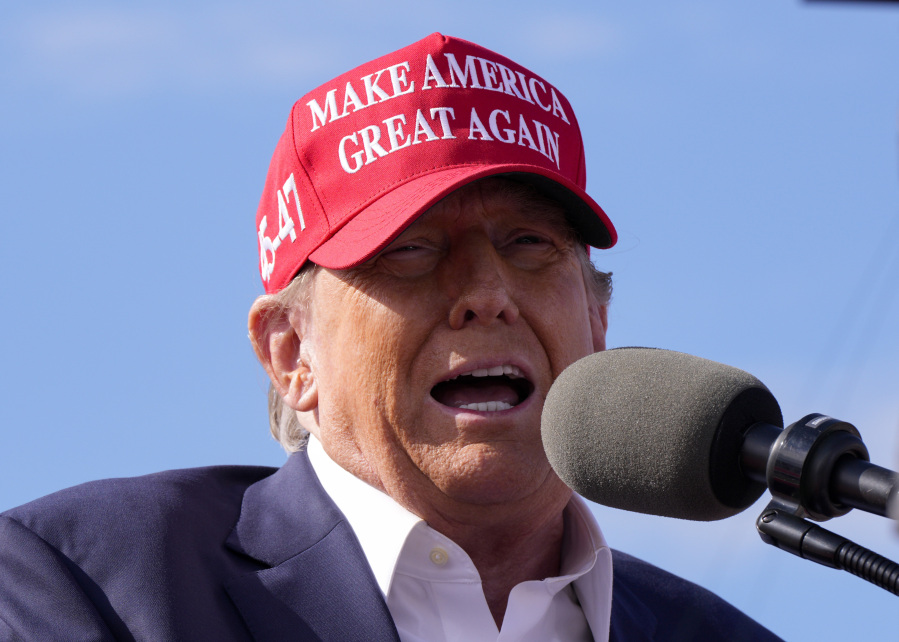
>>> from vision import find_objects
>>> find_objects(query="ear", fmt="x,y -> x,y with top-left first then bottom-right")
589,302 -> 608,353
248,296 -> 318,412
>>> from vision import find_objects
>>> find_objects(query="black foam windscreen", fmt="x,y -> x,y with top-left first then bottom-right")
541,348 -> 783,521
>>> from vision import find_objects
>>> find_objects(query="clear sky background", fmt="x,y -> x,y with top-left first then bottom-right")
2,1 -> 897,639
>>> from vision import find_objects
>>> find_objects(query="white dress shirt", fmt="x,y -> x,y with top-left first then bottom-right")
307,436 -> 613,641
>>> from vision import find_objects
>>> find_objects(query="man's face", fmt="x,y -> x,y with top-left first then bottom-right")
303,178 -> 607,514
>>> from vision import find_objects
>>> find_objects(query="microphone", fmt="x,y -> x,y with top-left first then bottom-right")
541,347 -> 898,522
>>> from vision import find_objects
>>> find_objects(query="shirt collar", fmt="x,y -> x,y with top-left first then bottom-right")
306,435 -> 421,594
306,435 -> 611,607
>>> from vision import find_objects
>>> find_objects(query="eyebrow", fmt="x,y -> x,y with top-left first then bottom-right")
487,180 -> 580,241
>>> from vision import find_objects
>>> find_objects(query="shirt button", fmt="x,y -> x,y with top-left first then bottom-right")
429,547 -> 449,566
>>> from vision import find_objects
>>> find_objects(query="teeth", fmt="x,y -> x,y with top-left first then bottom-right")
458,401 -> 513,412
452,365 -> 523,380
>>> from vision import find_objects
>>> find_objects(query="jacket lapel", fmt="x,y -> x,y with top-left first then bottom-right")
224,450 -> 400,642
608,550 -> 658,642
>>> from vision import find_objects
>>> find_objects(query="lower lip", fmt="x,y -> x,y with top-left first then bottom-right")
428,391 -> 537,417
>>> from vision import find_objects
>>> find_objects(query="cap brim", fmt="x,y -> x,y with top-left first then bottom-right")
308,164 -> 616,269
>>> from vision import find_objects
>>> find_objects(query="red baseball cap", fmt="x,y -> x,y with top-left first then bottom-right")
256,32 -> 617,293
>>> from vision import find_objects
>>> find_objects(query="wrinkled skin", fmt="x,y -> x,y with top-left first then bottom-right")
250,177 -> 608,624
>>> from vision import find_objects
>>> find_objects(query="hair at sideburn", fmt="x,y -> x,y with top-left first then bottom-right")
263,262 -> 320,452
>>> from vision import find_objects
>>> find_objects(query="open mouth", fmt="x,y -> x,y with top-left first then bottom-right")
430,365 -> 534,412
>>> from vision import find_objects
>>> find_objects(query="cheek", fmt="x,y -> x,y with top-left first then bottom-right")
316,294 -> 431,415
524,276 -> 596,371
348,283 -> 447,379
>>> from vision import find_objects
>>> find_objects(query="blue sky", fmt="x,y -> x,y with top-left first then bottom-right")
2,1 -> 898,638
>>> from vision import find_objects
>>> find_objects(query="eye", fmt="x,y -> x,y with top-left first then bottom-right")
514,234 -> 546,245
500,228 -> 563,269
509,230 -> 556,249
383,244 -> 429,258
375,239 -> 441,277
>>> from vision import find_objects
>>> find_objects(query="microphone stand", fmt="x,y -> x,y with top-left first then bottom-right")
742,414 -> 899,596
756,500 -> 899,595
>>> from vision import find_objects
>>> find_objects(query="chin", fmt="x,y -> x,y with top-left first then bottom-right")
432,444 -> 561,505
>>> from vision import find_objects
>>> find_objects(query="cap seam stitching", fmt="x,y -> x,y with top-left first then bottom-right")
291,102 -> 331,236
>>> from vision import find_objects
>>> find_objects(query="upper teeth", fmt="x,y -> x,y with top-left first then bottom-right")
450,364 -> 524,380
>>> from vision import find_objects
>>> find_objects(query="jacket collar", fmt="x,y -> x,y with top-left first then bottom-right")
222,451 -> 658,641
224,450 -> 400,641
608,550 -> 659,641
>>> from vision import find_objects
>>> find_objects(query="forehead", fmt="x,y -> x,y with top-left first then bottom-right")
406,177 -> 574,234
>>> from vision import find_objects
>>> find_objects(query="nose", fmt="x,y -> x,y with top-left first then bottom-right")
445,237 -> 520,330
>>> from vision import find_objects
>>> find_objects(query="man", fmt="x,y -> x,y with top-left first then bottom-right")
0,33 -> 781,640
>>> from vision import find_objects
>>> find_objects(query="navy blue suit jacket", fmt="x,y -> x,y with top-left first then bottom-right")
0,451 -> 781,641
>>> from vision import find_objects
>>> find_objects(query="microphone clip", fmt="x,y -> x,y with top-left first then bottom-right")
763,413 -> 868,521
751,413 -> 899,596
756,502 -> 899,596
